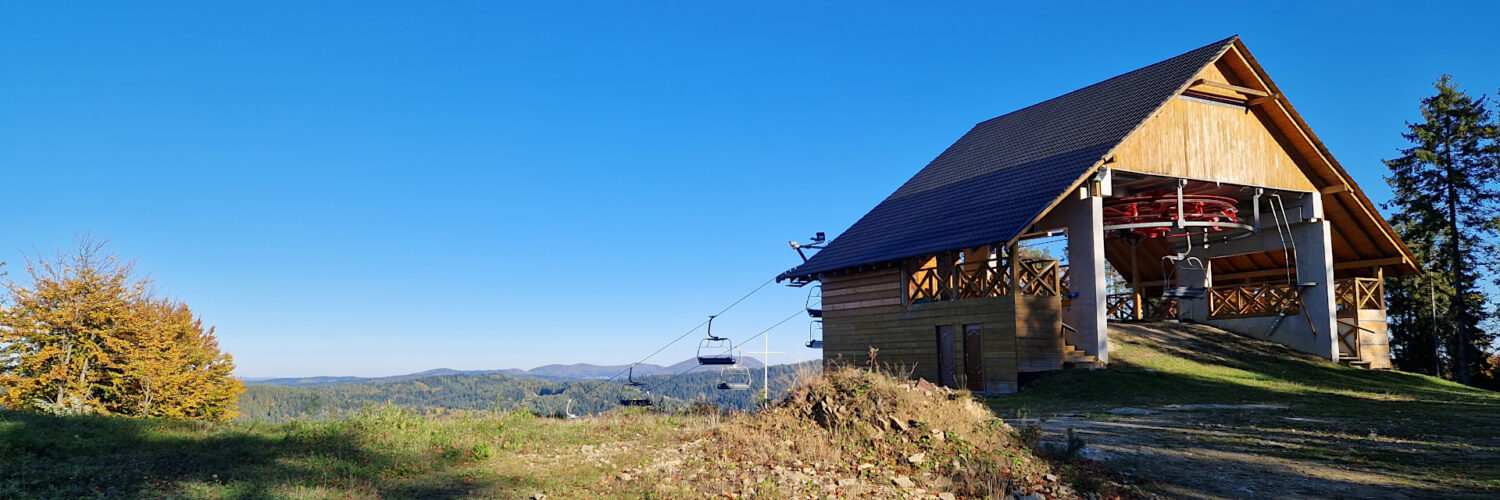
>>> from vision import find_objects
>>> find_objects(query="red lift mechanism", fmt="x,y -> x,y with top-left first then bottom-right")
1102,190 -> 1243,238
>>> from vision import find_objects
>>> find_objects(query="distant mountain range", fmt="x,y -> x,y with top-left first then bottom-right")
245,357 -> 768,387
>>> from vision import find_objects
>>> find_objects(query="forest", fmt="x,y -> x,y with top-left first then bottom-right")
237,362 -> 818,422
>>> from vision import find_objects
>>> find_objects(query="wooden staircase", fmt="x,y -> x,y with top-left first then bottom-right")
1339,354 -> 1372,368
1058,322 -> 1101,368
1062,343 -> 1102,368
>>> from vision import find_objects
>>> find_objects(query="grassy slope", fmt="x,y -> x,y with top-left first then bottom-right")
0,406 -> 703,499
988,321 -> 1500,494
1,366 -> 1128,500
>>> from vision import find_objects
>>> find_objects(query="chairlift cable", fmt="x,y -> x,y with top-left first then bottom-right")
574,276 -> 778,399
646,308 -> 804,391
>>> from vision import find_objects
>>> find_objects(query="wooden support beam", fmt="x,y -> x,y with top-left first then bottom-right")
1246,95 -> 1277,106
1319,184 -> 1350,195
1190,78 -> 1270,97
1206,257 -> 1408,284
1334,256 -> 1407,270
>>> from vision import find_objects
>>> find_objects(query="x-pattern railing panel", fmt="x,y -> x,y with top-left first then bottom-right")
1208,282 -> 1301,319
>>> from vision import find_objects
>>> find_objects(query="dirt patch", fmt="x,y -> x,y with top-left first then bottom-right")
604,366 -> 1151,499
1015,407 -> 1473,499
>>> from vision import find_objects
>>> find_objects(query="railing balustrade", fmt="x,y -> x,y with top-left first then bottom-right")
904,257 -> 1061,305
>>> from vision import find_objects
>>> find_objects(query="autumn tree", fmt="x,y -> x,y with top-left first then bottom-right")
1383,76 -> 1500,385
0,239 -> 243,419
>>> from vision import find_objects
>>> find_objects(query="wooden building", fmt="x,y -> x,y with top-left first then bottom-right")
777,36 -> 1416,394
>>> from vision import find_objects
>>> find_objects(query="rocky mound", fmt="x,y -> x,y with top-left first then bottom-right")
606,365 -> 1148,499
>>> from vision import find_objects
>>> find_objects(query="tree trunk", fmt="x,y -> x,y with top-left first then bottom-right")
1445,150 -> 1471,385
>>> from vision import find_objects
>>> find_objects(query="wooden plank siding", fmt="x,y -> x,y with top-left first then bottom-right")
1109,64 -> 1315,193
823,296 -> 1020,394
819,264 -> 1078,395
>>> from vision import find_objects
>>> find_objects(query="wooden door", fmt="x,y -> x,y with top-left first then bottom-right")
964,324 -> 984,392
936,326 -> 956,388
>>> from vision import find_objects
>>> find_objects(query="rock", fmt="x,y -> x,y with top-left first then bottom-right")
931,429 -> 945,441
858,463 -> 875,470
938,493 -> 957,500
891,476 -> 916,489
916,378 -> 939,392
889,416 -> 909,432
1108,407 -> 1153,415
1018,494 -> 1046,500
907,453 -> 926,464
617,472 -> 632,481
1044,473 -> 1058,482
530,494 -> 547,500
838,478 -> 858,486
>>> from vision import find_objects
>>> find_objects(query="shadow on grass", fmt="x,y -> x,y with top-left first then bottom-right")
0,409 -> 491,499
988,322 -> 1500,498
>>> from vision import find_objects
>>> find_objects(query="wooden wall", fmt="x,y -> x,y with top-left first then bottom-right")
1110,63 -> 1316,193
822,267 -> 1020,394
1015,295 -> 1066,372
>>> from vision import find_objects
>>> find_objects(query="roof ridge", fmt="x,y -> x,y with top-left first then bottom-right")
974,35 -> 1239,129
779,36 -> 1240,281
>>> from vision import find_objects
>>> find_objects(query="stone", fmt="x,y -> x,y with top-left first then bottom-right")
931,429 -> 945,441
1044,473 -> 1058,482
889,416 -> 909,432
858,463 -> 875,470
938,493 -> 956,500
907,453 -> 926,464
1108,407 -> 1153,415
530,495 -> 547,500
838,478 -> 858,486
891,476 -> 916,489
617,472 -> 632,481
1018,494 -> 1046,500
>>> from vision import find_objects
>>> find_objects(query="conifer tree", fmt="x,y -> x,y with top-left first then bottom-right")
1383,76 -> 1500,385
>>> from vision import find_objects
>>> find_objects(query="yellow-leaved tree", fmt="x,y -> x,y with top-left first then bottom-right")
0,239 -> 243,420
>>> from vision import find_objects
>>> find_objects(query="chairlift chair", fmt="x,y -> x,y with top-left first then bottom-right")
715,354 -> 752,391
805,285 -> 822,318
696,315 -> 737,365
618,364 -> 653,407
806,320 -> 823,349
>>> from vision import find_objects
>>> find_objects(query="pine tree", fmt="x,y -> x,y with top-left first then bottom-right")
1383,75 -> 1500,385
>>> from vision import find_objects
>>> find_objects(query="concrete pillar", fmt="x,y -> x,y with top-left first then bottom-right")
1063,187 -> 1108,363
1295,220 -> 1339,361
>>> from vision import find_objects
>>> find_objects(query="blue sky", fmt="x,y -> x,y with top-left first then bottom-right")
2,2 -> 1497,377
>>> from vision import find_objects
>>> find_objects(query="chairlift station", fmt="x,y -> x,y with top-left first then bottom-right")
779,36 -> 1417,394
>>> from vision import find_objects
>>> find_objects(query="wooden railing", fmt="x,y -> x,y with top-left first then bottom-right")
1208,282 -> 1301,319
1106,293 -> 1136,320
905,257 -> 1061,305
1017,259 -> 1061,297
954,258 -> 1007,300
1335,278 -> 1384,316
1144,297 -> 1179,320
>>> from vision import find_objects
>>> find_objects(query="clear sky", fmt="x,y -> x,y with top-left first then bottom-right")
3,2 -> 1497,377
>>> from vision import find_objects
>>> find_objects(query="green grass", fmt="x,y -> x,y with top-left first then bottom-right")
0,405 -> 702,499
988,322 -> 1500,495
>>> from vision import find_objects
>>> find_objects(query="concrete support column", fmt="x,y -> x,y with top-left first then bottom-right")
1064,187 -> 1108,363
1295,220 -> 1339,361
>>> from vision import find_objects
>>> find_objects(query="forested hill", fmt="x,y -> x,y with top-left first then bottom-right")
238,362 -> 814,423
247,357 -> 767,387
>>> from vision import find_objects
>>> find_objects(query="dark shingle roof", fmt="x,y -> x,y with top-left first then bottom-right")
779,37 -> 1238,281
